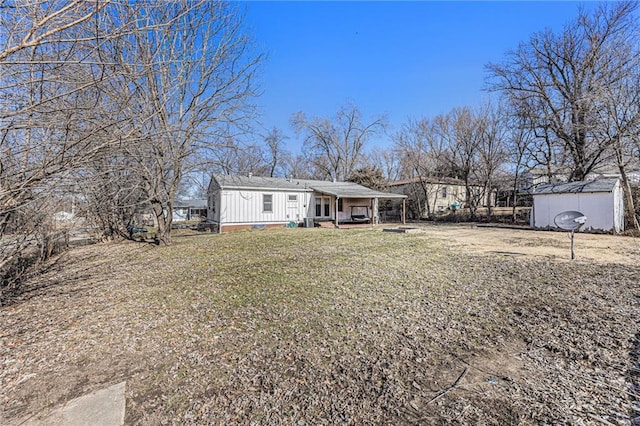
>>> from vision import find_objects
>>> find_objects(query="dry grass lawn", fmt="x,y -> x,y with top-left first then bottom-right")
1,224 -> 639,424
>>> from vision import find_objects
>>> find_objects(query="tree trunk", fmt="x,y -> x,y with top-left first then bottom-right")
618,165 -> 640,231
485,179 -> 493,217
151,200 -> 172,245
511,175 -> 519,223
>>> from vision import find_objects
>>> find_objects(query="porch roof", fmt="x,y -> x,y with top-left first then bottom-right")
310,182 -> 407,199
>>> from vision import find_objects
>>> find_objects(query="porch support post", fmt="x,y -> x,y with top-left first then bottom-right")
335,196 -> 339,228
402,198 -> 406,225
374,198 -> 379,225
370,198 -> 373,225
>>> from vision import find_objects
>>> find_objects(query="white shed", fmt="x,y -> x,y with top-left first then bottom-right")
532,178 -> 624,233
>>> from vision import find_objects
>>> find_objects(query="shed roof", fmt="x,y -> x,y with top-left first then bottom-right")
212,174 -> 406,199
533,178 -> 619,195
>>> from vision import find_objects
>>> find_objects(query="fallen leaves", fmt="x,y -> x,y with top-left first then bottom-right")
1,226 -> 639,424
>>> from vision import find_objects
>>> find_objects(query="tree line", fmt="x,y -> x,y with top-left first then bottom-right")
283,2 -> 640,227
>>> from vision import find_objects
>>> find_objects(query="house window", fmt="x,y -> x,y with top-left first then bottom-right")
338,198 -> 343,212
288,194 -> 298,202
263,194 -> 273,213
315,197 -> 331,217
191,208 -> 207,219
441,187 -> 448,198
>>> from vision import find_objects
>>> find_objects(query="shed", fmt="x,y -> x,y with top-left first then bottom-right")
532,179 -> 623,233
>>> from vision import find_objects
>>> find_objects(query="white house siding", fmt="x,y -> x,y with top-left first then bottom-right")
217,189 -> 311,225
533,182 -> 624,233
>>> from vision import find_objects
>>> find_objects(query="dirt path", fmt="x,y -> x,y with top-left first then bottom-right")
408,223 -> 640,265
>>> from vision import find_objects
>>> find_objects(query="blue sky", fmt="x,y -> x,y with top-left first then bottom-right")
243,1 -> 587,153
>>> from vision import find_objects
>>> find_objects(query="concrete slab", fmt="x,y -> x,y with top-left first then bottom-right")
382,227 -> 423,233
22,381 -> 125,426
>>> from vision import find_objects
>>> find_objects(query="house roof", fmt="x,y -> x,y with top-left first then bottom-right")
174,199 -> 207,208
389,176 -> 478,187
212,174 -> 406,199
533,178 -> 619,195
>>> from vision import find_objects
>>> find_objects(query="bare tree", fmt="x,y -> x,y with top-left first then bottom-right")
393,117 -> 441,218
487,2 -> 639,181
475,102 -> 508,216
594,55 -> 640,230
439,107 -> 484,219
0,1 -> 138,289
208,138 -> 269,176
281,154 -> 313,180
292,104 -> 386,181
263,127 -> 289,177
366,147 -> 401,184
115,1 -> 262,244
504,106 -> 536,220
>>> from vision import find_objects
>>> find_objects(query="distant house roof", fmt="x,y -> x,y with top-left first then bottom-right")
533,178 -> 619,195
389,176 -> 477,187
212,174 -> 406,199
174,199 -> 207,208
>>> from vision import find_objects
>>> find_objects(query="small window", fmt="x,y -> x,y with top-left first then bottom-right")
263,194 -> 273,212
288,194 -> 298,202
441,187 -> 448,198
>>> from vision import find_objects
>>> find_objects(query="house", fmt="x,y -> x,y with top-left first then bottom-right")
589,165 -> 640,184
531,178 -> 624,233
207,174 -> 407,233
519,167 -> 570,191
173,199 -> 207,222
387,176 -> 486,219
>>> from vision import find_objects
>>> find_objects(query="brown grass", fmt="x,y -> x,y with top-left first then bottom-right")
1,225 -> 639,424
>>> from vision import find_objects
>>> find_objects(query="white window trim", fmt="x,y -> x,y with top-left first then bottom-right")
263,194 -> 273,213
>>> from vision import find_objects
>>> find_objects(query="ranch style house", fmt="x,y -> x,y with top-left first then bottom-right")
207,174 -> 407,233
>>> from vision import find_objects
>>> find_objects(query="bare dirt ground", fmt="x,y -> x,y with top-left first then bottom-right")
417,223 -> 640,265
1,224 -> 639,425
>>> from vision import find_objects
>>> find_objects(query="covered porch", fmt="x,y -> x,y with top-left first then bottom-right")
310,182 -> 407,228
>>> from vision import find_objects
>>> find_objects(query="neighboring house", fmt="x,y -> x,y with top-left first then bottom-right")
589,165 -> 640,184
521,164 -> 640,191
173,199 -> 207,222
207,174 -> 407,233
387,176 -> 485,219
532,178 -> 624,233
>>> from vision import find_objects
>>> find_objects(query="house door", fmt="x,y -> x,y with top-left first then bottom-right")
315,197 -> 331,218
